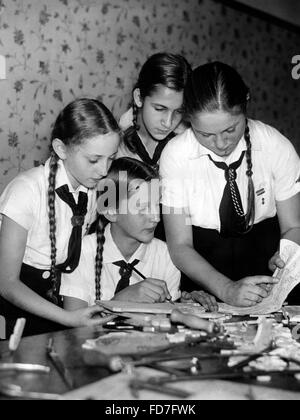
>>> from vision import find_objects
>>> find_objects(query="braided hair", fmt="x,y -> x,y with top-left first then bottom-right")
124,53 -> 191,154
184,61 -> 255,232
47,98 -> 119,304
94,157 -> 159,300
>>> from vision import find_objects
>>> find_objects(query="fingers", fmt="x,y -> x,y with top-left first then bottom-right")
90,314 -> 117,326
268,252 -> 285,272
180,291 -> 192,302
248,285 -> 269,299
144,278 -> 171,301
190,291 -> 219,312
246,276 -> 279,286
260,283 -> 273,292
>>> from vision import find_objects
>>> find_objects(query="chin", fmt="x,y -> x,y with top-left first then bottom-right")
85,180 -> 98,189
139,231 -> 155,243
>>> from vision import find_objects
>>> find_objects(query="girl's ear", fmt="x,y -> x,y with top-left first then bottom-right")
52,138 -> 67,160
133,88 -> 143,108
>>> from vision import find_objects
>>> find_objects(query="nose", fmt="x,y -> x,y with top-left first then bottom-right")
148,209 -> 160,224
96,159 -> 110,178
215,134 -> 227,151
161,112 -> 173,129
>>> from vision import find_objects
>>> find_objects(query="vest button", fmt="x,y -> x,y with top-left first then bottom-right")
42,271 -> 51,279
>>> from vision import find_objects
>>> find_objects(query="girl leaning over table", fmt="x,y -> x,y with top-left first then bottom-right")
160,61 -> 300,307
0,98 -> 120,337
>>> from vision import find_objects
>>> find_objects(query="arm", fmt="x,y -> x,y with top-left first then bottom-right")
277,193 -> 300,244
163,207 -> 231,300
0,216 -> 105,327
163,207 -> 278,307
63,296 -> 88,310
269,193 -> 300,270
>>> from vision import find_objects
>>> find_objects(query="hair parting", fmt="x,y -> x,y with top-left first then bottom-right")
47,98 -> 119,303
94,157 -> 159,297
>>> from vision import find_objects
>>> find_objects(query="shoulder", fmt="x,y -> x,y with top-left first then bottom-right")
1,165 -> 45,199
160,129 -> 194,163
249,119 -> 295,153
146,238 -> 170,258
117,137 -> 139,160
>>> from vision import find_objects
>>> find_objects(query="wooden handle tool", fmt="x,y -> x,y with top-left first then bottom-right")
170,309 -> 221,334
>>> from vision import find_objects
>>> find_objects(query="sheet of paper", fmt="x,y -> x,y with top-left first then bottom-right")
218,239 -> 300,315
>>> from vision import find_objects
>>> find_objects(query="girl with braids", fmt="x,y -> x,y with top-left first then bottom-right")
118,53 -> 191,241
118,53 -> 191,169
160,61 -> 300,307
60,157 -> 217,311
0,98 -> 120,337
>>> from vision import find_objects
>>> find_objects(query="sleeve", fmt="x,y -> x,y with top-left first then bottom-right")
0,176 -> 36,231
159,141 -> 189,209
268,127 -> 300,201
159,243 -> 181,301
59,236 -> 96,306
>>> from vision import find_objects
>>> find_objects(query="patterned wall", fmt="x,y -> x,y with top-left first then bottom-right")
0,0 -> 299,191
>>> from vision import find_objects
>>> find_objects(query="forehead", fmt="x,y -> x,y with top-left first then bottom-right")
76,132 -> 120,155
191,110 -> 243,133
147,85 -> 183,109
127,179 -> 160,204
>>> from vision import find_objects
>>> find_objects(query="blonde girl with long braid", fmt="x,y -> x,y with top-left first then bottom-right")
160,61 -> 300,307
0,98 -> 120,337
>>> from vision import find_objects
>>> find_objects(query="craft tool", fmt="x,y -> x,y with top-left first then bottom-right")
8,318 -> 26,352
46,338 -> 75,390
129,378 -> 191,399
170,309 -> 221,334
231,344 -> 275,370
0,383 -> 62,400
148,368 -> 300,385
0,363 -> 50,373
102,322 -> 155,333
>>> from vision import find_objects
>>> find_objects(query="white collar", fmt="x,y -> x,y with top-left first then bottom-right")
103,224 -> 147,264
45,158 -> 88,194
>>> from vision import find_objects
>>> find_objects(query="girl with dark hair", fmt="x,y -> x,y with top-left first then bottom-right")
119,53 -> 191,241
160,61 -> 300,307
118,53 -> 191,169
61,157 -> 217,311
0,98 -> 120,337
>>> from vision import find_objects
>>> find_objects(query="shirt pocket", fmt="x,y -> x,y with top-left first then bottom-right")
254,179 -> 276,220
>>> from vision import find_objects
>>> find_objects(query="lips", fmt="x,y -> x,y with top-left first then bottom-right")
156,129 -> 170,135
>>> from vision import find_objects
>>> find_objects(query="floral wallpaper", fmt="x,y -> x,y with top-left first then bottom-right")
0,0 -> 299,192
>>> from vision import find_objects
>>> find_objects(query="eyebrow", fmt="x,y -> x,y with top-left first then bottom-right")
151,102 -> 183,111
195,121 -> 239,136
88,152 -> 117,158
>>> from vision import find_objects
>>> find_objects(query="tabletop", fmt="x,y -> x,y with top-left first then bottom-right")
1,321 -> 300,400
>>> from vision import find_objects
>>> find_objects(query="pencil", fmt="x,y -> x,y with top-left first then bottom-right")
128,263 -> 146,280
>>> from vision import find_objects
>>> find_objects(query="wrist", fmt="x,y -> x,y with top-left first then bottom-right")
59,308 -> 76,327
218,278 -> 234,303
